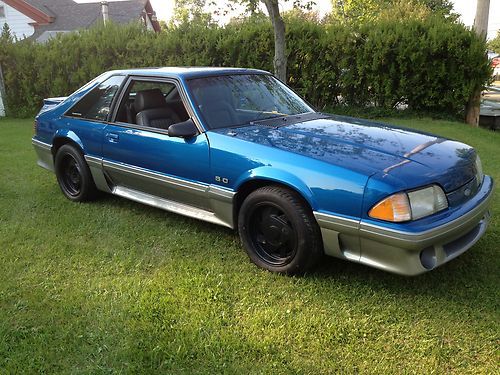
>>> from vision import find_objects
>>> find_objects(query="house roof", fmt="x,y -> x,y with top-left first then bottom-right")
4,0 -> 160,40
2,0 -> 55,24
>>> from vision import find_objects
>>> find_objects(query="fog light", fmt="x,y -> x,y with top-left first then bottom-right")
420,247 -> 437,270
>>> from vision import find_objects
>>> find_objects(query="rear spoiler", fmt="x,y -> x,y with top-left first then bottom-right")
38,96 -> 68,114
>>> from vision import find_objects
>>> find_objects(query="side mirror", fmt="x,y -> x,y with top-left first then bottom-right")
168,119 -> 198,138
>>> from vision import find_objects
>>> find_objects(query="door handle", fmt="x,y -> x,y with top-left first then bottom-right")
106,132 -> 119,143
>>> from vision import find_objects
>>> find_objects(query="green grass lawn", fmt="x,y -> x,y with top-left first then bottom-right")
0,117 -> 498,373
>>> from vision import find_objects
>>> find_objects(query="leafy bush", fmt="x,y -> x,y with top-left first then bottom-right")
0,15 -> 490,118
487,30 -> 500,53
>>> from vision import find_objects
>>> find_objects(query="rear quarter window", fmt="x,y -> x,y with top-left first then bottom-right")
66,75 -> 125,121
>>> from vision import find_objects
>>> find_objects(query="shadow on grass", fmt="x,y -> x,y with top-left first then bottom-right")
311,246 -> 498,317
93,192 -> 498,320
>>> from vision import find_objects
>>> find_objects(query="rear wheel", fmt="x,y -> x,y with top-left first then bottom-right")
238,185 -> 323,274
55,144 -> 97,202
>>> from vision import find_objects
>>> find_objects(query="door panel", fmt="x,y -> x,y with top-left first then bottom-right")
101,124 -> 211,210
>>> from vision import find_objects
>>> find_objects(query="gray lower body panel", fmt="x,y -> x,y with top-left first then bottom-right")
99,159 -> 236,228
32,138 -> 235,229
112,185 -> 233,228
32,139 -> 54,171
85,155 -> 113,193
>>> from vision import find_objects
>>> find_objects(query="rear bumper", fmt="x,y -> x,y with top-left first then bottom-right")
32,138 -> 54,171
315,175 -> 495,275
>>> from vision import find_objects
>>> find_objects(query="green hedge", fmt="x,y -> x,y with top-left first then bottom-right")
0,14 -> 490,118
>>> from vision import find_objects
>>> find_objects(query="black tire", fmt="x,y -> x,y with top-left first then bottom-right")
54,144 -> 97,202
238,185 -> 323,274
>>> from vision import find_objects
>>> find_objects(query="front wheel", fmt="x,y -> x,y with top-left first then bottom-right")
55,144 -> 97,202
238,186 -> 323,274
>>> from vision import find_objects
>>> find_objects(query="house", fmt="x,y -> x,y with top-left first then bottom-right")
0,0 -> 160,42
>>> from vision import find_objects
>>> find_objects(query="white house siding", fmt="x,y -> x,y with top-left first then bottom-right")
0,0 -> 35,40
144,14 -> 154,31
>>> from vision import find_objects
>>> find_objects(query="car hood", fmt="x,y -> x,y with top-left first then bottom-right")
212,115 -> 477,192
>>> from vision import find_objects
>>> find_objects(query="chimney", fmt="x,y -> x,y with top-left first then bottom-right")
101,1 -> 109,24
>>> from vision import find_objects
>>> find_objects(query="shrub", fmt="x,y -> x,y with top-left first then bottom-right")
0,15 -> 490,118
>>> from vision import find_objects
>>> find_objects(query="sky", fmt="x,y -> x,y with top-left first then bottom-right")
150,0 -> 499,39
78,0 -> 500,39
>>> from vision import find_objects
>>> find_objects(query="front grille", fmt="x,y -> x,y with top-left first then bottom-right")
443,223 -> 482,258
446,176 -> 479,207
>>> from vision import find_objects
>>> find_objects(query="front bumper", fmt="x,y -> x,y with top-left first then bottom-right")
314,175 -> 495,276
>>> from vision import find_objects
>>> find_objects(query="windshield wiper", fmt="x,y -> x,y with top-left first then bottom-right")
250,112 -> 330,128
250,114 -> 287,125
249,111 -> 288,124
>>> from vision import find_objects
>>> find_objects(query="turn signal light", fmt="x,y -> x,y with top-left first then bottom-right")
369,185 -> 448,222
368,193 -> 411,222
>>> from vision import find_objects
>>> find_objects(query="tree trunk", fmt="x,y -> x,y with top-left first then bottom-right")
0,65 -> 6,117
262,0 -> 287,82
473,0 -> 490,37
465,0 -> 490,126
465,89 -> 481,126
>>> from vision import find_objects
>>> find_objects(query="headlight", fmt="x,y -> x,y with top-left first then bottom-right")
369,185 -> 448,222
475,155 -> 483,186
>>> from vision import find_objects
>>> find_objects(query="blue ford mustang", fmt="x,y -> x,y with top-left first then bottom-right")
32,67 -> 494,275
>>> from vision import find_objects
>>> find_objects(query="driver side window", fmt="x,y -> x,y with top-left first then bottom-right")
114,79 -> 189,130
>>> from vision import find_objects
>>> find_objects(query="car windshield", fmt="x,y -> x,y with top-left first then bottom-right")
187,74 -> 314,129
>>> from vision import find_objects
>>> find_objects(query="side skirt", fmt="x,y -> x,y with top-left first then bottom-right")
113,185 -> 234,228
84,156 -> 236,229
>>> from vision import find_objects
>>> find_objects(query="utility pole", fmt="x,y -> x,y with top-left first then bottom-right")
465,0 -> 490,126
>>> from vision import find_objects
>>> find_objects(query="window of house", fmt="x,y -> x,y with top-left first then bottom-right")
66,75 -> 125,121
0,6 -> 6,18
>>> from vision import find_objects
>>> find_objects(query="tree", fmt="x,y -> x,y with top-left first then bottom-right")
262,0 -> 286,81
0,23 -> 12,117
0,23 -> 13,44
0,23 -> 13,64
330,0 -> 390,24
488,30 -> 500,52
465,0 -> 491,126
231,0 -> 296,81
170,0 -> 292,81
420,0 -> 456,18
377,0 -> 433,21
170,0 -> 214,27
242,1 -> 315,81
473,0 -> 490,37
330,0 -> 458,24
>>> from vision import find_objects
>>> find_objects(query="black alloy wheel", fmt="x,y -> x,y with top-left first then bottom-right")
238,185 -> 323,274
59,154 -> 82,196
55,144 -> 97,202
248,203 -> 297,267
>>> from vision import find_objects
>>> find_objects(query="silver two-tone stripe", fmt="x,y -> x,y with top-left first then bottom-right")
103,159 -> 208,193
32,138 -> 52,150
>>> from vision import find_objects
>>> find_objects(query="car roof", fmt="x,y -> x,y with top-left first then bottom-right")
106,67 -> 270,79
